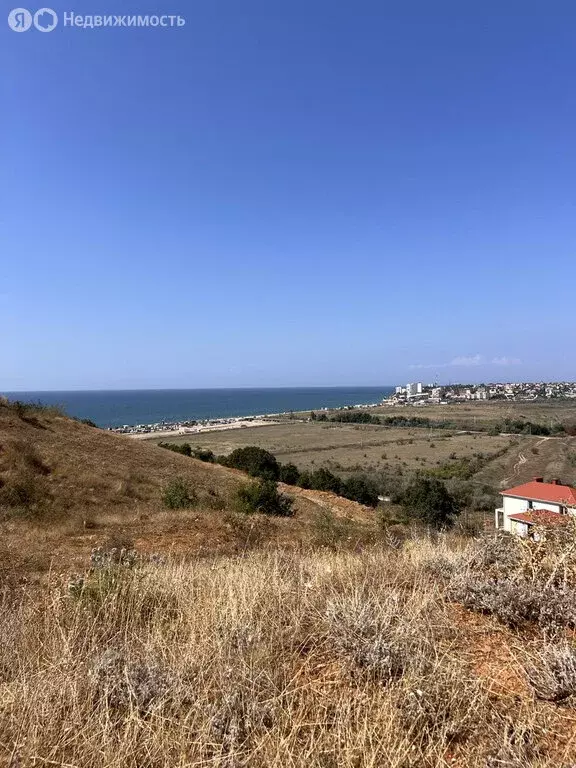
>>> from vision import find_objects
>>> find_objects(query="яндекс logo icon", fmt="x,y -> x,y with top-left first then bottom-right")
34,7 -> 58,31
8,8 -> 33,31
7,7 -> 58,32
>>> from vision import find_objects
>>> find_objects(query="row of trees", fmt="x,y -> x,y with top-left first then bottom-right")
488,418 -> 564,436
159,443 -> 462,528
222,447 -> 380,507
310,409 -> 567,435
158,443 -> 380,507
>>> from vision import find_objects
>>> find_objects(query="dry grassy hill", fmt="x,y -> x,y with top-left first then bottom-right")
4,402 -> 576,765
0,402 -> 376,582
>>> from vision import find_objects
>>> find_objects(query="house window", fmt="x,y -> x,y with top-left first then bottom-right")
527,500 -> 534,509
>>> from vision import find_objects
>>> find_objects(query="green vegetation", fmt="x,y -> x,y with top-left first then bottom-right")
323,408 -> 566,436
223,446 -> 280,480
159,442 -> 216,462
425,447 -> 510,480
159,441 -> 193,456
161,477 -> 198,509
157,441 -> 380,508
488,418 -> 564,436
402,477 -> 461,530
235,478 -> 294,516
279,462 -> 300,484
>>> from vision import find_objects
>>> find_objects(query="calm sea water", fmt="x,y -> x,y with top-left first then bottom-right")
4,387 -> 394,429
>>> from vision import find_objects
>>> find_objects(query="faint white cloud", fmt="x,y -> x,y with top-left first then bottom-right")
491,356 -> 521,366
409,354 -> 521,370
410,354 -> 482,370
450,354 -> 482,367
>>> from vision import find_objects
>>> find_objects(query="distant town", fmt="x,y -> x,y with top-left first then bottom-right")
385,380 -> 576,405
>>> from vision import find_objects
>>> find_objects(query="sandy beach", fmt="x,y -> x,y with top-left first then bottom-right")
128,418 -> 282,440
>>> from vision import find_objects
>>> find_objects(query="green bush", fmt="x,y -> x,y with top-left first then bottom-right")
340,476 -> 379,507
158,442 -> 192,457
279,462 -> 300,485
192,447 -> 215,463
161,477 -> 197,509
236,479 -> 294,517
402,477 -> 460,530
308,468 -> 342,494
223,446 -> 280,480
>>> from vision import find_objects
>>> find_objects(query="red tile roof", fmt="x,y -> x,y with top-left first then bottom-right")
508,510 -> 569,526
501,481 -> 576,506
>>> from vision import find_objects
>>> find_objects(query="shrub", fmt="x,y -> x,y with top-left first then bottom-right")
79,417 -> 98,428
158,442 -> 192,457
161,477 -> 197,509
235,479 -> 294,517
297,470 -> 312,489
325,595 -> 406,682
524,642 -> 576,702
192,447 -> 215,463
340,475 -> 379,507
311,509 -> 348,549
448,575 -> 576,631
402,477 -> 460,529
399,662 -> 483,744
205,488 -> 226,510
224,447 -> 280,480
91,649 -> 172,715
308,468 -> 342,494
279,462 -> 300,485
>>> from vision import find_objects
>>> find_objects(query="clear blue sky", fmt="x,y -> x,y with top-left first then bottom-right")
2,0 -> 575,390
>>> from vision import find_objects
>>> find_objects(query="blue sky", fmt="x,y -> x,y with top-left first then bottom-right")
2,0 -> 575,390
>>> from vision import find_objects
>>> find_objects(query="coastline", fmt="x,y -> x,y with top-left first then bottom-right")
117,400 -> 384,440
128,417 -> 282,440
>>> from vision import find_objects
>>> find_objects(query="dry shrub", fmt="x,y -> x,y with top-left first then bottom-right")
524,642 -> 576,702
467,531 -> 522,574
399,659 -> 485,746
325,592 -> 408,682
0,546 -> 567,767
91,648 -> 173,715
0,439 -> 50,515
224,511 -> 275,550
447,528 -> 576,633
448,575 -> 576,632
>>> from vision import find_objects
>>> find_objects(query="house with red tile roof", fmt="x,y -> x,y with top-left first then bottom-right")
495,477 -> 576,536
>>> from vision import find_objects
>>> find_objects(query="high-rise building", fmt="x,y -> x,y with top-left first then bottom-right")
406,382 -> 422,398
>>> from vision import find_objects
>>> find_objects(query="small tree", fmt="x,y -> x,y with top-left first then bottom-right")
341,476 -> 379,507
192,447 -> 215,463
309,468 -> 342,494
279,462 -> 300,485
224,446 -> 280,480
402,477 -> 460,529
236,479 -> 294,517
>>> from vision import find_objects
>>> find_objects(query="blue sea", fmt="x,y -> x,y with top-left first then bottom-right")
3,387 -> 394,429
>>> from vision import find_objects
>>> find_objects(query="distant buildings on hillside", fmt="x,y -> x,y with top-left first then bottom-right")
384,381 -> 576,406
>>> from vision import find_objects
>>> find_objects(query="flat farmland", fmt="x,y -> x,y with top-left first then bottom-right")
369,399 -> 576,429
152,422 -> 517,478
151,416 -> 576,491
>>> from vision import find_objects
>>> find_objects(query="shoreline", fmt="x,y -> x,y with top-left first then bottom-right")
114,400 -> 384,439
128,417 -> 283,440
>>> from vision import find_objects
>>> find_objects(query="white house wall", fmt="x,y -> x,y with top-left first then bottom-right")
502,496 -> 562,531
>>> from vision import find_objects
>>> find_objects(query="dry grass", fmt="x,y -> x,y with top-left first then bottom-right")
0,403 -> 377,583
153,419 -> 576,493
1,538 -> 576,766
3,402 -> 576,765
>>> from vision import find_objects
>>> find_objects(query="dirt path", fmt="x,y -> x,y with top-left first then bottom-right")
503,437 -> 556,485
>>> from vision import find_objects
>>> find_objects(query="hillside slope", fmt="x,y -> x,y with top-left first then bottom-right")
0,402 -> 376,581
